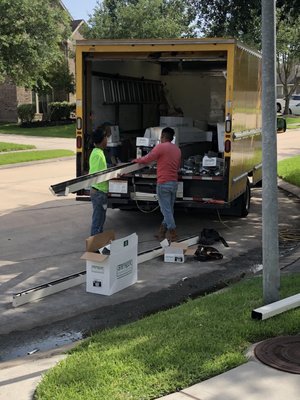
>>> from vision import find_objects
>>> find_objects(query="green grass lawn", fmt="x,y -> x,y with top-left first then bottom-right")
284,116 -> 300,129
35,274 -> 300,400
0,149 -> 74,166
278,155 -> 300,187
0,142 -> 36,152
0,122 -> 75,138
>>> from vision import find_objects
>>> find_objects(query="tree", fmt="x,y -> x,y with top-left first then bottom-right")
0,0 -> 71,89
36,58 -> 75,97
277,0 -> 300,19
190,0 -> 299,48
189,0 -> 261,46
276,15 -> 300,114
85,0 -> 195,39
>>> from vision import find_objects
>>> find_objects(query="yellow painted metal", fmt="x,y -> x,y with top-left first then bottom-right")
75,46 -> 83,154
228,45 -> 262,201
75,38 -> 262,203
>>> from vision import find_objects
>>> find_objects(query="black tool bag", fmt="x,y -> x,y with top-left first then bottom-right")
194,246 -> 223,262
199,228 -> 229,247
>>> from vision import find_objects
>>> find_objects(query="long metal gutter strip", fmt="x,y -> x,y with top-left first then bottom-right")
12,235 -> 199,307
12,272 -> 86,308
50,162 -> 145,196
251,293 -> 300,320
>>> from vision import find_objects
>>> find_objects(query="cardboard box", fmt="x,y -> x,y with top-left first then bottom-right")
164,246 -> 185,263
161,241 -> 189,264
160,116 -> 193,127
202,156 -> 224,168
106,126 -> 120,143
136,137 -> 156,147
109,180 -> 128,194
217,122 -> 225,153
81,231 -> 138,295
144,126 -> 179,142
176,181 -> 184,198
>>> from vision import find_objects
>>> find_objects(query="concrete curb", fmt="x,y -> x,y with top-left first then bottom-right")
0,156 -> 75,170
278,178 -> 300,199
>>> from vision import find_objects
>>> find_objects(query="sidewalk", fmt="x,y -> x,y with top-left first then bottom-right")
0,142 -> 299,399
159,358 -> 300,400
1,246 -> 299,400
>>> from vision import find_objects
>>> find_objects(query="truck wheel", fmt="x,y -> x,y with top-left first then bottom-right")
276,103 -> 281,113
223,179 -> 251,217
236,179 -> 251,217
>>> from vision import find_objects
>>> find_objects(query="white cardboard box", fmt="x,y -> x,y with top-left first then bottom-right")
164,246 -> 185,263
136,137 -> 156,147
217,122 -> 225,153
202,156 -> 224,167
160,116 -> 193,127
109,179 -> 128,194
144,126 -> 179,142
81,231 -> 138,295
176,181 -> 184,198
162,241 -> 189,264
106,126 -> 120,143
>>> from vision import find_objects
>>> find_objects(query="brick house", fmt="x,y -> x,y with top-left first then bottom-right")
0,2 -> 85,122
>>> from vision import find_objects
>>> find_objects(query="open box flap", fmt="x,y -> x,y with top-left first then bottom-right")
85,230 -> 115,252
80,252 -> 108,262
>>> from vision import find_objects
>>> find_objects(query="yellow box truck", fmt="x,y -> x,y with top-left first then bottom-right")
74,38 -> 263,217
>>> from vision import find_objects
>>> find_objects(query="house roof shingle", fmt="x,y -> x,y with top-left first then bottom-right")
71,19 -> 84,33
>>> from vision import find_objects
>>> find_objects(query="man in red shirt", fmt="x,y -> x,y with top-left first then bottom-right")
133,127 -> 181,241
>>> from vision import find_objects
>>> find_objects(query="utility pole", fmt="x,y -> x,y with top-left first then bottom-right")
261,0 -> 280,304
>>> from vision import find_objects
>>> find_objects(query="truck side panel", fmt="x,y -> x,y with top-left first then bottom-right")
228,46 -> 262,201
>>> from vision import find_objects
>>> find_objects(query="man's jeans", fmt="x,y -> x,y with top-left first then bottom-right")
156,181 -> 178,230
90,188 -> 108,236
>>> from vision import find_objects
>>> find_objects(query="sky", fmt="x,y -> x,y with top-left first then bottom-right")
61,0 -> 99,21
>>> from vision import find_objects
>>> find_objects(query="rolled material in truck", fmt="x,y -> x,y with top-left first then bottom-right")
50,162 -> 145,196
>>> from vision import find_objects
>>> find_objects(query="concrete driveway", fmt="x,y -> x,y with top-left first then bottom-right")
0,132 -> 299,360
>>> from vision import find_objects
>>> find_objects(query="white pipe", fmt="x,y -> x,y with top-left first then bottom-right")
252,293 -> 300,320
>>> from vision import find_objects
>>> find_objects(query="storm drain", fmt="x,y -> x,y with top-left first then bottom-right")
254,335 -> 300,374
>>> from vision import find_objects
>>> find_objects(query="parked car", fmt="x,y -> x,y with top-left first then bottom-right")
277,94 -> 300,115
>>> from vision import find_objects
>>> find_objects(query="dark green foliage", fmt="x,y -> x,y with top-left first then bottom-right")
85,0 -> 195,39
0,0 -> 71,88
189,0 -> 261,45
36,59 -> 75,96
17,104 -> 36,123
190,0 -> 299,48
49,102 -> 73,121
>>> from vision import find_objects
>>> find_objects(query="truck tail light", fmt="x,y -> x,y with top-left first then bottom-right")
225,114 -> 232,133
224,140 -> 231,153
76,117 -> 82,130
76,135 -> 82,149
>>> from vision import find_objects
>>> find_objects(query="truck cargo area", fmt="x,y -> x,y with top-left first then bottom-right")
75,39 -> 262,217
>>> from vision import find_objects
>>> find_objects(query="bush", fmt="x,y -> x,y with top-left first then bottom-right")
69,102 -> 76,119
69,102 -> 76,113
49,101 -> 72,121
17,104 -> 36,123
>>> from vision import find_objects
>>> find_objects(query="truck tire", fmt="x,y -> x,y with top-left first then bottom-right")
222,179 -> 251,217
236,179 -> 251,217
